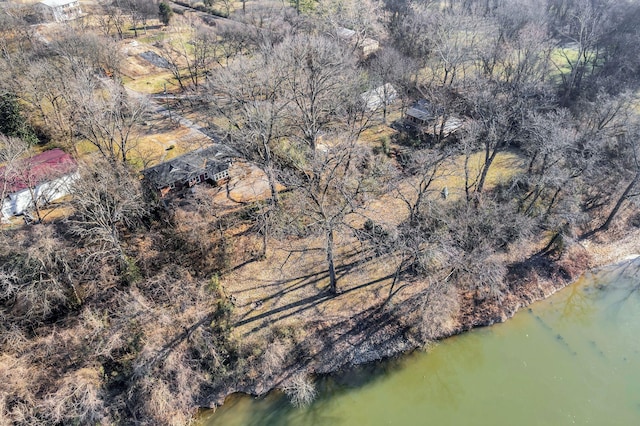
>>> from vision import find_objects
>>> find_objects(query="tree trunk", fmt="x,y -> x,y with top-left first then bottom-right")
476,146 -> 499,195
258,204 -> 270,260
262,139 -> 279,207
597,174 -> 638,232
266,166 -> 279,207
384,255 -> 408,306
27,186 -> 42,223
261,221 -> 268,259
327,229 -> 337,294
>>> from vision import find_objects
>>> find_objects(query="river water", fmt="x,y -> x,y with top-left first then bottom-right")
202,258 -> 640,426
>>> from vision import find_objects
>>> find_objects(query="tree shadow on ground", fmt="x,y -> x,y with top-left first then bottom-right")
219,300 -> 412,426
230,248 -> 382,325
235,269 -> 396,335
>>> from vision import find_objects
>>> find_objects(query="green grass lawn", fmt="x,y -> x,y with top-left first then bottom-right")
123,72 -> 180,94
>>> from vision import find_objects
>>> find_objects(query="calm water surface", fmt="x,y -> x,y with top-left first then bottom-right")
203,258 -> 640,426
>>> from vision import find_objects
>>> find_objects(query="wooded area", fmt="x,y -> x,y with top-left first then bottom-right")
1,0 -> 640,424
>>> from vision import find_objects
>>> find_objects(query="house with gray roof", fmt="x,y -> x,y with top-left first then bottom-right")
142,145 -> 236,198
405,100 -> 439,126
405,100 -> 464,139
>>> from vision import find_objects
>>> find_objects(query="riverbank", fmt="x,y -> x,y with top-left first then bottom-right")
202,223 -> 640,409
203,256 -> 640,425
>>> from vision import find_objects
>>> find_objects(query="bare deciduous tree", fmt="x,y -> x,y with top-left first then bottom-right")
69,75 -> 148,164
67,161 -> 147,265
206,49 -> 289,207
276,35 -> 365,150
159,23 -> 218,90
283,140 -> 386,294
0,136 -> 76,222
368,47 -> 416,124
549,0 -> 609,104
463,80 -> 552,198
0,135 -> 30,216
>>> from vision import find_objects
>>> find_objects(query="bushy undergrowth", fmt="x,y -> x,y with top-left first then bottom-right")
0,205 -> 246,425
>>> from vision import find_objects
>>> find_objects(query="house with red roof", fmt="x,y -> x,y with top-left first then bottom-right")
0,149 -> 78,220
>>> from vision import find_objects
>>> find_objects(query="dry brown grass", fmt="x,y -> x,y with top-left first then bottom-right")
219,147 -> 525,344
224,230 -> 400,345
358,124 -> 399,147
124,101 -> 216,170
223,162 -> 285,204
124,72 -> 178,94
43,367 -> 106,425
0,354 -> 39,424
357,150 -> 525,229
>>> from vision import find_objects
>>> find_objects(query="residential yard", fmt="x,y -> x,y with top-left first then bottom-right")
165,96 -> 527,339
220,146 -> 526,339
5,0 -> 531,328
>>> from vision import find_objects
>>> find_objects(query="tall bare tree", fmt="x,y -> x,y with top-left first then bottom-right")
368,47 -> 416,124
69,75 -> 147,164
206,48 -> 289,207
159,23 -> 218,90
276,35 -> 365,150
67,160 -> 147,265
282,140 -> 387,294
0,135 -> 30,216
549,0 -> 609,104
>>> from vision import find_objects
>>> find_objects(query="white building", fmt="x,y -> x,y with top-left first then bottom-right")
1,149 -> 78,220
36,0 -> 82,23
361,83 -> 398,111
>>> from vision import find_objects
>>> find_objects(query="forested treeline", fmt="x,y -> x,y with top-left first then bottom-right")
1,0 -> 640,424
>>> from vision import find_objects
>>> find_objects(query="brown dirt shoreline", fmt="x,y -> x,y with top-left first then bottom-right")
203,225 -> 640,409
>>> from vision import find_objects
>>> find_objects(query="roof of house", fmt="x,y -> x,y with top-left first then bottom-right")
406,99 -> 444,123
361,84 -> 398,111
142,145 -> 236,189
361,38 -> 379,48
39,0 -> 78,7
337,27 -> 356,41
424,117 -> 465,136
0,148 -> 77,194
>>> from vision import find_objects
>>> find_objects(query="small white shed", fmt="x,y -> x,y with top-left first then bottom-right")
361,84 -> 398,111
